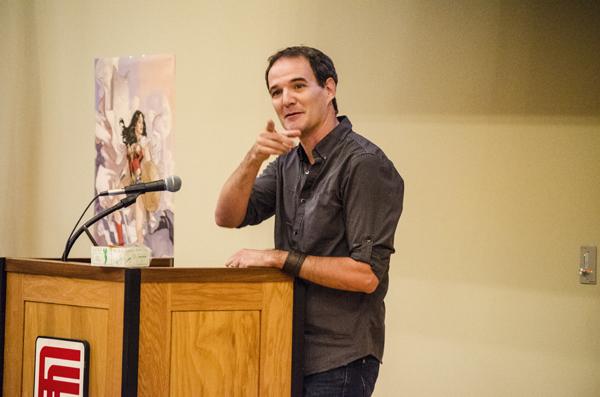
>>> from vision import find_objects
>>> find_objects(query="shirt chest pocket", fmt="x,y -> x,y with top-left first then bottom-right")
300,189 -> 345,246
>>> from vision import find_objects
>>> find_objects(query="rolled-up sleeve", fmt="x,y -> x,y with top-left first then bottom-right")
343,153 -> 404,280
238,159 -> 278,227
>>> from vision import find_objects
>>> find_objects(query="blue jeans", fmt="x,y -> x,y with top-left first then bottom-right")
303,356 -> 380,397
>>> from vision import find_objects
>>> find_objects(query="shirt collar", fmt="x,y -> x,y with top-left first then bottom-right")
297,116 -> 352,163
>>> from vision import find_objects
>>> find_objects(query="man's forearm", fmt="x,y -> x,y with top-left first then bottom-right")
298,255 -> 379,293
215,121 -> 299,228
214,150 -> 263,228
226,249 -> 379,294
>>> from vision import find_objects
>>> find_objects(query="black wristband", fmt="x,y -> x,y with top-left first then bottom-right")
282,250 -> 306,277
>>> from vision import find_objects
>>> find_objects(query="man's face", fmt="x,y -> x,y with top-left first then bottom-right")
267,56 -> 334,134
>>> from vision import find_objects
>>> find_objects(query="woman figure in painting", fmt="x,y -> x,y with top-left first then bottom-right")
120,110 -> 159,245
121,110 -> 147,183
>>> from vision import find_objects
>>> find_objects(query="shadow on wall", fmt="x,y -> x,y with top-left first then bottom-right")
341,1 -> 600,118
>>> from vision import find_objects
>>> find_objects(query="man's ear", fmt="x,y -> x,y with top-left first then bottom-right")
324,77 -> 337,103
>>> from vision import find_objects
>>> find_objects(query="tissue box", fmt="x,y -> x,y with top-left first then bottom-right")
91,245 -> 151,267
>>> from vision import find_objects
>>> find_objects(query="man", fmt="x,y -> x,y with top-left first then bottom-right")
215,46 -> 403,396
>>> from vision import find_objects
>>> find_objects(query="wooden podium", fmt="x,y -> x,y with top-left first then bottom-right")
1,257 -> 303,396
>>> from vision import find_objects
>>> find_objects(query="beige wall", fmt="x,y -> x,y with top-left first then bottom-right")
1,0 -> 599,395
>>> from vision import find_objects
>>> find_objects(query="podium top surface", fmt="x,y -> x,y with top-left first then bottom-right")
2,257 -> 291,283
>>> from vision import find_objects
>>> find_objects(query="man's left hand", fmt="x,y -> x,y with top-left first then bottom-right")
225,249 -> 285,269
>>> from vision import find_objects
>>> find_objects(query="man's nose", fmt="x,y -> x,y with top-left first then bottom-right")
282,88 -> 296,106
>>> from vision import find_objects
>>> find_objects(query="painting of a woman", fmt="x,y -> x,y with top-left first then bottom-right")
120,110 -> 160,244
94,54 -> 175,256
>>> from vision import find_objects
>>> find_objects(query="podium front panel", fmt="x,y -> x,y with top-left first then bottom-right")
3,261 -> 126,396
138,269 -> 294,396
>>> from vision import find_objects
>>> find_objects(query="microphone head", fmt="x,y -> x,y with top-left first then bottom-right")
164,175 -> 182,192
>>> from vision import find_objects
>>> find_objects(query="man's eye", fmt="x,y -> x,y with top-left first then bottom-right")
294,84 -> 305,89
271,90 -> 281,97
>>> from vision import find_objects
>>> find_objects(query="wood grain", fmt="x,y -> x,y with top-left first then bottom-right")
138,282 -> 171,396
5,257 -> 125,281
4,273 -> 24,396
141,267 -> 291,283
21,302 -> 109,396
169,282 -> 263,311
260,281 -> 294,396
22,274 -> 117,309
3,270 -> 125,396
106,278 -> 125,395
138,278 -> 295,396
170,310 -> 260,397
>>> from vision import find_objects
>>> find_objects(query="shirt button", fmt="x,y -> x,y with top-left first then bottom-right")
300,198 -> 306,204
304,169 -> 310,175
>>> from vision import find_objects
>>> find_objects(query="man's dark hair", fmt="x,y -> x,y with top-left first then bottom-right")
265,46 -> 339,114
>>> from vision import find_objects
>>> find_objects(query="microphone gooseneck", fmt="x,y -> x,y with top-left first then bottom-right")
61,176 -> 182,261
61,193 -> 141,261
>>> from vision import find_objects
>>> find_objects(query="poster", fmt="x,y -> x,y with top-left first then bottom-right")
93,54 -> 175,257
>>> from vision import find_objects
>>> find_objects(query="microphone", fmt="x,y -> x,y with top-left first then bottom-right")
99,175 -> 182,196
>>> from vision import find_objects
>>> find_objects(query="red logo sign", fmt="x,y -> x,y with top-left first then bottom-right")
34,337 -> 89,397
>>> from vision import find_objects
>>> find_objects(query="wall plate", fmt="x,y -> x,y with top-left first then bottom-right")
579,246 -> 597,285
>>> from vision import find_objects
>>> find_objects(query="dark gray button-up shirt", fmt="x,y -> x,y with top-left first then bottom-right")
240,116 -> 404,375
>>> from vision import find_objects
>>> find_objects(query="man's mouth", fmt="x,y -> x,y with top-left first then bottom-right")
285,112 -> 303,119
